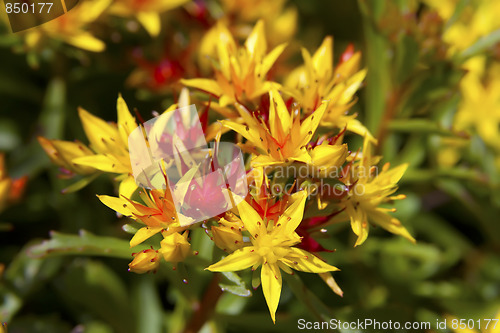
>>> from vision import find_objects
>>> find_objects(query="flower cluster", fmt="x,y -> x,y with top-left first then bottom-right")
37,7 -> 414,324
423,0 -> 500,169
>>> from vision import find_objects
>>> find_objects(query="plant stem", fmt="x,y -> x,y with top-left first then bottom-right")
376,87 -> 400,154
183,273 -> 223,333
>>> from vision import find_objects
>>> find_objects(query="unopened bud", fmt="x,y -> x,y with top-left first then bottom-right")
128,249 -> 160,274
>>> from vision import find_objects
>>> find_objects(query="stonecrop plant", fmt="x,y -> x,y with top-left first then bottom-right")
34,17 -> 414,323
2,0 -> 500,332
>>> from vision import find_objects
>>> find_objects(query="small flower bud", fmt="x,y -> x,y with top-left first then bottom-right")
159,232 -> 191,263
128,249 -> 160,274
211,225 -> 243,252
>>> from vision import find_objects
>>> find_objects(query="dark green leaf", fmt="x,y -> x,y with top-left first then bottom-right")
27,230 -> 139,259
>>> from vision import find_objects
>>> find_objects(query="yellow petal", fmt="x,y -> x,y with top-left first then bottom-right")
261,262 -> 282,323
78,107 -> 120,154
119,174 -> 138,198
271,6 -> 297,45
279,191 -> 308,234
236,199 -> 264,238
345,204 -> 369,247
284,248 -> 339,273
38,137 -> 96,175
73,154 -> 129,174
79,0 -> 111,23
220,120 -> 265,152
50,140 -> 94,162
251,155 -> 290,167
300,47 -> 314,84
380,163 -> 409,185
25,31 -> 42,48
198,26 -> 219,72
251,81 -> 281,100
370,208 -> 416,244
215,22 -> 235,78
297,101 -> 327,148
64,33 -> 106,52
181,78 -> 223,97
97,194 -> 140,217
312,36 -> 333,78
205,122 -> 231,142
130,226 -> 164,248
269,89 -> 291,141
309,144 -> 348,168
318,272 -> 343,297
344,118 -> 376,143
245,20 -> 266,59
338,69 -> 367,105
261,43 -> 287,76
157,0 -> 189,12
178,87 -> 190,108
137,12 -> 161,37
117,94 -> 137,145
206,246 -> 260,272
335,51 -> 361,79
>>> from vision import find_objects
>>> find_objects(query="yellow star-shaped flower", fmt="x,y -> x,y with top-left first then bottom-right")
339,137 -> 415,246
182,20 -> 287,107
207,191 -> 338,323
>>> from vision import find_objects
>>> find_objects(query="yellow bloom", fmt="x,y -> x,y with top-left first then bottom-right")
339,137 -> 415,246
211,216 -> 245,253
436,136 -> 468,168
284,37 -> 372,140
422,0 -> 455,21
183,20 -> 287,107
205,0 -> 297,52
426,0 -> 500,54
221,89 -> 348,170
455,56 -> 500,152
109,0 -> 189,36
98,185 -> 186,248
207,191 -> 339,323
38,137 -> 97,176
128,248 -> 160,273
40,95 -> 138,196
24,0 -> 111,52
159,231 -> 191,263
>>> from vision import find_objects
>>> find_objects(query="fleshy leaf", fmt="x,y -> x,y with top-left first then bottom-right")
27,230 -> 139,259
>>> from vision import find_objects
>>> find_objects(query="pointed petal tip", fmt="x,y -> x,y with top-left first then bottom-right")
270,310 -> 276,324
77,106 -> 87,114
